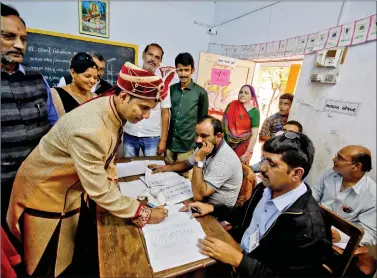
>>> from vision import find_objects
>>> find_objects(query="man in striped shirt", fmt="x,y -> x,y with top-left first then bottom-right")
1,3 -> 56,224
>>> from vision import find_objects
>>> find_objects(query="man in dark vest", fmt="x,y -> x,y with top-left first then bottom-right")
1,3 -> 54,225
57,52 -> 113,95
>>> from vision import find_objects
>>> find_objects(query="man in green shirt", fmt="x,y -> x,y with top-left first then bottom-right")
166,52 -> 209,177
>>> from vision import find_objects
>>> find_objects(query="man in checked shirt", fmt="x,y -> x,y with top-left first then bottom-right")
259,93 -> 294,142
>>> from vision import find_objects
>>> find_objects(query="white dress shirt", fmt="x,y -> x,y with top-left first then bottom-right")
124,69 -> 172,137
312,169 -> 376,245
240,183 -> 307,253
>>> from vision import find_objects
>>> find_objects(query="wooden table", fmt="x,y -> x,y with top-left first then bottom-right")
97,156 -> 240,277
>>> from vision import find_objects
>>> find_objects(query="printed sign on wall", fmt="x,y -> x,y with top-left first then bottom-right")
326,26 -> 341,48
323,99 -> 360,116
367,14 -> 376,41
352,17 -> 370,45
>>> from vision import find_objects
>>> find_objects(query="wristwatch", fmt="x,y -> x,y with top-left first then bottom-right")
194,160 -> 204,168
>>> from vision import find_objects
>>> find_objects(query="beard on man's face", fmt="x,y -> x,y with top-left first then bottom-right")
1,50 -> 25,64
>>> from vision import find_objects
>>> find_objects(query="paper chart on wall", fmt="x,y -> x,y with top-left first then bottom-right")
258,43 -> 267,58
284,37 -> 298,57
326,26 -> 341,48
249,45 -> 256,59
142,204 -> 208,272
253,44 -> 261,59
295,35 -> 308,55
367,14 -> 376,41
277,39 -> 287,57
265,42 -> 273,58
352,17 -> 370,45
313,29 -> 329,51
304,33 -> 318,54
270,41 -> 280,58
338,22 -> 355,46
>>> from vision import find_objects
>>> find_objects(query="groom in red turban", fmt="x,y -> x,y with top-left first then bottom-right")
6,62 -> 169,277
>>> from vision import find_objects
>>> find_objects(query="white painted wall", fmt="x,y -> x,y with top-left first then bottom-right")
4,1 -> 215,80
209,1 -> 377,182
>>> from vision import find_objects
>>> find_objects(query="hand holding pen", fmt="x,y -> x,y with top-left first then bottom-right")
179,202 -> 214,218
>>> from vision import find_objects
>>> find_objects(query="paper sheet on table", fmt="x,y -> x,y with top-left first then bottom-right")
119,180 -> 147,199
116,160 -> 165,178
142,168 -> 193,205
142,204 -> 208,272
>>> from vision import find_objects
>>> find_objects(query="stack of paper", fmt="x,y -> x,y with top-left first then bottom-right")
116,160 -> 165,178
142,204 -> 208,272
142,168 -> 193,205
119,180 -> 147,199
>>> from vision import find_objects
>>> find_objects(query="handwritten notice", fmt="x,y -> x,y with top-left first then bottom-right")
211,68 -> 231,86
323,99 -> 360,116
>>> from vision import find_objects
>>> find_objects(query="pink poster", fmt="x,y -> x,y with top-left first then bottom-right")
211,68 -> 231,86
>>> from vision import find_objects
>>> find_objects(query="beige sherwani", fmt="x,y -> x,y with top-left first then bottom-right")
7,96 -> 141,277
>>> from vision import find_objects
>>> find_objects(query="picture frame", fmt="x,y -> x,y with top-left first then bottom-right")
79,0 -> 109,38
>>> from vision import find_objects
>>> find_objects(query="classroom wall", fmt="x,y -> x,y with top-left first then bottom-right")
208,1 -> 377,182
4,1 -> 215,80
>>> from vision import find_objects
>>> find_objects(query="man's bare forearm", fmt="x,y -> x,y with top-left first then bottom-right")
162,161 -> 191,173
191,166 -> 210,201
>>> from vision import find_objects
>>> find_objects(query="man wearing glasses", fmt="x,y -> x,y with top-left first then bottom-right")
312,145 -> 376,246
180,132 -> 331,277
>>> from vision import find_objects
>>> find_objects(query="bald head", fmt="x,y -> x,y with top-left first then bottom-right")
338,145 -> 372,173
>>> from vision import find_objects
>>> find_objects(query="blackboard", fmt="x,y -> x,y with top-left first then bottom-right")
23,28 -> 138,87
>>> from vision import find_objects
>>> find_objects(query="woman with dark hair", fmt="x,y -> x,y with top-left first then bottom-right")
50,52 -> 98,122
223,84 -> 260,164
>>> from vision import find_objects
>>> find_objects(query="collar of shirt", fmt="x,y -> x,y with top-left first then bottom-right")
336,172 -> 367,195
91,80 -> 101,93
180,80 -> 194,91
1,63 -> 25,75
263,182 -> 307,212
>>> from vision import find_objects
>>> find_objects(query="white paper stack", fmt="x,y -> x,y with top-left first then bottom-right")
116,160 -> 165,178
142,204 -> 208,272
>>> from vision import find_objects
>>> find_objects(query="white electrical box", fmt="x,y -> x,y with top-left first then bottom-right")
315,49 -> 343,68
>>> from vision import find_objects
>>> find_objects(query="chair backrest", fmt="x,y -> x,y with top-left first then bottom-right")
235,164 -> 257,207
320,205 -> 364,277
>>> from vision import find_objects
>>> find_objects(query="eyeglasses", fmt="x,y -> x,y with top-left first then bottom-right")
284,132 -> 300,140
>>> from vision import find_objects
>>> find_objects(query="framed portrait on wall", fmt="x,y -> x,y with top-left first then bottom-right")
79,0 -> 109,38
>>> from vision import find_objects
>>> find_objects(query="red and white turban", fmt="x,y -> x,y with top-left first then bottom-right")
117,62 -> 166,101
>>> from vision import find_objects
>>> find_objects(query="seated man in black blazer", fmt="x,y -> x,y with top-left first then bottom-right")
58,51 -> 112,95
180,132 -> 332,277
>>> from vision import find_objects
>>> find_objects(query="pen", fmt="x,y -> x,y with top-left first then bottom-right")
191,207 -> 201,215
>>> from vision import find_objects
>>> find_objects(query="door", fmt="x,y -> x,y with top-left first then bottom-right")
196,52 -> 256,120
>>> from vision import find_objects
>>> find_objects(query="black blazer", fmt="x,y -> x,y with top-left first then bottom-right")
212,183 -> 332,277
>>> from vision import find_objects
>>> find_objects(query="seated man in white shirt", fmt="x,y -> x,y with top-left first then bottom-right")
312,145 -> 376,246
123,43 -> 172,157
148,116 -> 243,207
